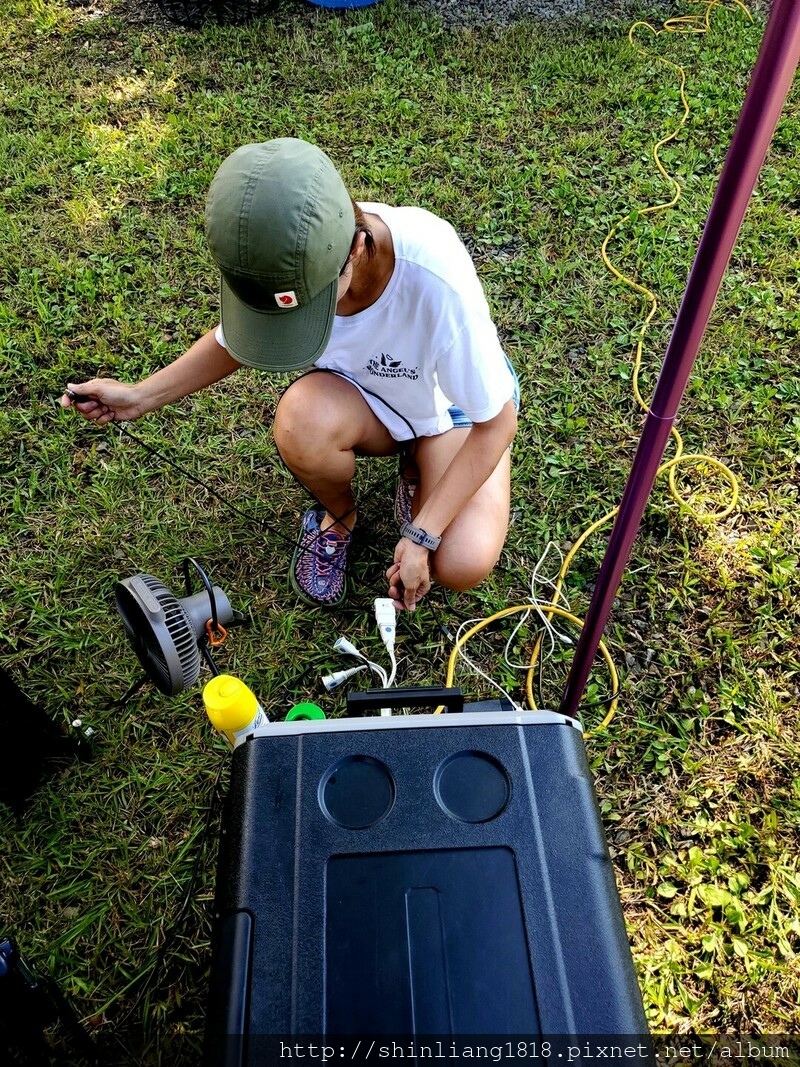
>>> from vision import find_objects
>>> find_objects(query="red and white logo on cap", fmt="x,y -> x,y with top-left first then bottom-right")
274,290 -> 298,308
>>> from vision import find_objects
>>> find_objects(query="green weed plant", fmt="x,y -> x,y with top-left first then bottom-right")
1,0 -> 798,1058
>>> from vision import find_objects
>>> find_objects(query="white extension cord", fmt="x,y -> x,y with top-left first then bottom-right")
324,600 -> 398,714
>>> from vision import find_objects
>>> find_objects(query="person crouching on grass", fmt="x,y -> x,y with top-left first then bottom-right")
62,137 -> 519,612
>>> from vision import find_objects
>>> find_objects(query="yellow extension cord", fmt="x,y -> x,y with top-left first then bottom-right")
439,0 -> 751,734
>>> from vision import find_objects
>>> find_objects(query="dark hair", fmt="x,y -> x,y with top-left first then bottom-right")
353,201 -> 376,256
340,200 -> 376,274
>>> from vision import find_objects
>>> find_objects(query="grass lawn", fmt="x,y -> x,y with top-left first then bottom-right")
1,0 -> 798,1059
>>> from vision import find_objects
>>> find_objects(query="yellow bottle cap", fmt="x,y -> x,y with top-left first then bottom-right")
203,675 -> 258,733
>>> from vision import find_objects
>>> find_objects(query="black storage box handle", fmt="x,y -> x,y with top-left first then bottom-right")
346,686 -> 463,715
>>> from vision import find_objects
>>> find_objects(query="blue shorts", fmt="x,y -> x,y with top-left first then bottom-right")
448,354 -> 521,429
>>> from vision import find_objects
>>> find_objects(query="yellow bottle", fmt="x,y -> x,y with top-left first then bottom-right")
203,674 -> 268,748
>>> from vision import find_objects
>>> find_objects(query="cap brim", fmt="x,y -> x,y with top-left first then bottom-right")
219,274 -> 338,372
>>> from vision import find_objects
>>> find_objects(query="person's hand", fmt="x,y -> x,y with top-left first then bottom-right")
60,379 -> 143,424
386,538 -> 432,611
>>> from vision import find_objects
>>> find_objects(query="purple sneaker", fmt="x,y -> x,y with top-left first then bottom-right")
394,464 -> 418,527
290,508 -> 350,607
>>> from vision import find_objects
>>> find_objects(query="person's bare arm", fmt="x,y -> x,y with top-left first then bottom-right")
387,400 -> 517,610
408,400 -> 517,541
61,329 -> 240,424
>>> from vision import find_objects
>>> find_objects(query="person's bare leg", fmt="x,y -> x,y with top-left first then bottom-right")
274,372 -> 397,534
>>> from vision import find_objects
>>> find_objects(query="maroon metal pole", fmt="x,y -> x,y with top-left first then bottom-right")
559,0 -> 800,719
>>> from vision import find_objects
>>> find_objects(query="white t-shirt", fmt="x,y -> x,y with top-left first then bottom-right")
216,203 -> 515,441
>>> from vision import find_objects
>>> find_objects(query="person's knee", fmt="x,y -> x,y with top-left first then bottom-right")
431,535 -> 503,592
274,377 -> 340,467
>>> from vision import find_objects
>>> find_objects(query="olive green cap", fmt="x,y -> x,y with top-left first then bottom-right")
205,139 -> 355,371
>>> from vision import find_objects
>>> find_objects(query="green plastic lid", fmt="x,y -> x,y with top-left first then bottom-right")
285,701 -> 326,722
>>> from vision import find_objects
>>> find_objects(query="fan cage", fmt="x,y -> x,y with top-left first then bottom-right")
119,575 -> 202,695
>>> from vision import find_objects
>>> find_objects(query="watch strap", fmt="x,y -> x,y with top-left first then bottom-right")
400,521 -> 441,552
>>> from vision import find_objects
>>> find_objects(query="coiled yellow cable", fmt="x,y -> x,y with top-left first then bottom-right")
440,0 -> 751,733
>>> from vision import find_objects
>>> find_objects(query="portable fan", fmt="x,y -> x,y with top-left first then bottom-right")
115,568 -> 235,696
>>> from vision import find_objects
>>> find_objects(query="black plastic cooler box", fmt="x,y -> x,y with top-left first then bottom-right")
204,704 -> 648,1061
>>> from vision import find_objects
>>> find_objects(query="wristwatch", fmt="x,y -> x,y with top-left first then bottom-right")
400,522 -> 442,552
